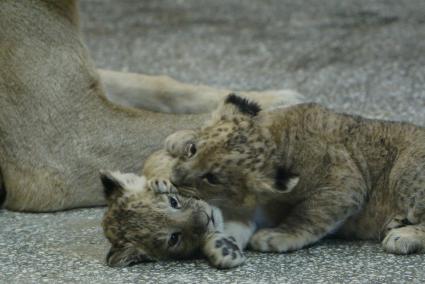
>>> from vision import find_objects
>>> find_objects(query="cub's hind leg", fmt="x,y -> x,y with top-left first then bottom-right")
382,192 -> 425,254
383,148 -> 425,254
382,185 -> 425,254
382,197 -> 425,255
383,223 -> 425,254
249,158 -> 367,253
249,187 -> 365,252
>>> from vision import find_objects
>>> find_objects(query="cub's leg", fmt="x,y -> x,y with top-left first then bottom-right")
382,223 -> 425,254
384,215 -> 413,236
202,231 -> 246,269
202,221 -> 255,269
382,149 -> 425,254
250,166 -> 366,252
98,69 -> 303,114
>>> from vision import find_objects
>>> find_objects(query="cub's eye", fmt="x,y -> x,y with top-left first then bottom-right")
168,196 -> 181,209
185,143 -> 197,158
168,232 -> 181,247
202,173 -> 220,185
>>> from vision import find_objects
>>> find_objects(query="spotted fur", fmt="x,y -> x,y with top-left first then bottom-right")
166,94 -> 425,254
99,171 -> 244,268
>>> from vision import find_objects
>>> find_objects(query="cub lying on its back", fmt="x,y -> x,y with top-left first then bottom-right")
168,94 -> 425,254
100,170 -> 246,269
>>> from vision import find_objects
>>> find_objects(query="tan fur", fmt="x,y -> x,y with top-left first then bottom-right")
100,171 -> 248,269
167,95 -> 425,255
99,69 -> 302,114
0,0 -> 301,212
101,172 -> 215,266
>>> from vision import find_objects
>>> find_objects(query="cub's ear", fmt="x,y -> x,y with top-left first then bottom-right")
206,94 -> 261,126
165,130 -> 198,158
100,171 -> 147,201
106,244 -> 151,267
99,170 -> 125,201
225,93 -> 261,117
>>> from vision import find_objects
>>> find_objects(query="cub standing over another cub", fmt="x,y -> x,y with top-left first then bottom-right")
100,97 -> 304,269
168,94 -> 425,255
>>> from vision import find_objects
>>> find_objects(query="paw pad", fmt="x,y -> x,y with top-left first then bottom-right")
204,234 -> 245,269
222,247 -> 229,256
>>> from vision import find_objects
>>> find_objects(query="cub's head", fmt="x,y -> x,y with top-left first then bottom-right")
166,94 -> 298,199
100,171 -> 223,267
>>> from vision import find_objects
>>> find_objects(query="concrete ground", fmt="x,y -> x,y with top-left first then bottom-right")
1,0 -> 425,283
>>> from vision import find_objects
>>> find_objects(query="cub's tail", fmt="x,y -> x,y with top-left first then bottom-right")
0,167 -> 6,208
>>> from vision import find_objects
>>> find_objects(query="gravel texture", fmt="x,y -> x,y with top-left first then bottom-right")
2,0 -> 425,283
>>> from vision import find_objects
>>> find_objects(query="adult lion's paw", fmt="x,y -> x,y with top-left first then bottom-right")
203,233 -> 245,269
147,178 -> 177,194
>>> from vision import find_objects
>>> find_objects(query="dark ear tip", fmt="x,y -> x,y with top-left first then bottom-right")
99,169 -> 111,181
99,170 -> 112,186
99,170 -> 121,199
225,93 -> 239,104
225,93 -> 261,116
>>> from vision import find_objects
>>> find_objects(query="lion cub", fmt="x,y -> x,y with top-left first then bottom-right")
100,170 -> 245,269
167,94 -> 425,254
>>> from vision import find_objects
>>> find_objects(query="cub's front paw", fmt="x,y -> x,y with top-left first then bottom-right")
203,233 -> 245,269
249,229 -> 307,253
147,178 -> 177,194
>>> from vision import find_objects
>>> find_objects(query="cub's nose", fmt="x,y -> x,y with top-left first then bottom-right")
170,174 -> 181,186
170,168 -> 187,186
192,210 -> 211,235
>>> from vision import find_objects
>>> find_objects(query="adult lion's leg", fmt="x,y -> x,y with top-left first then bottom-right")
0,0 -> 300,212
99,69 -> 303,114
0,0 -> 202,212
